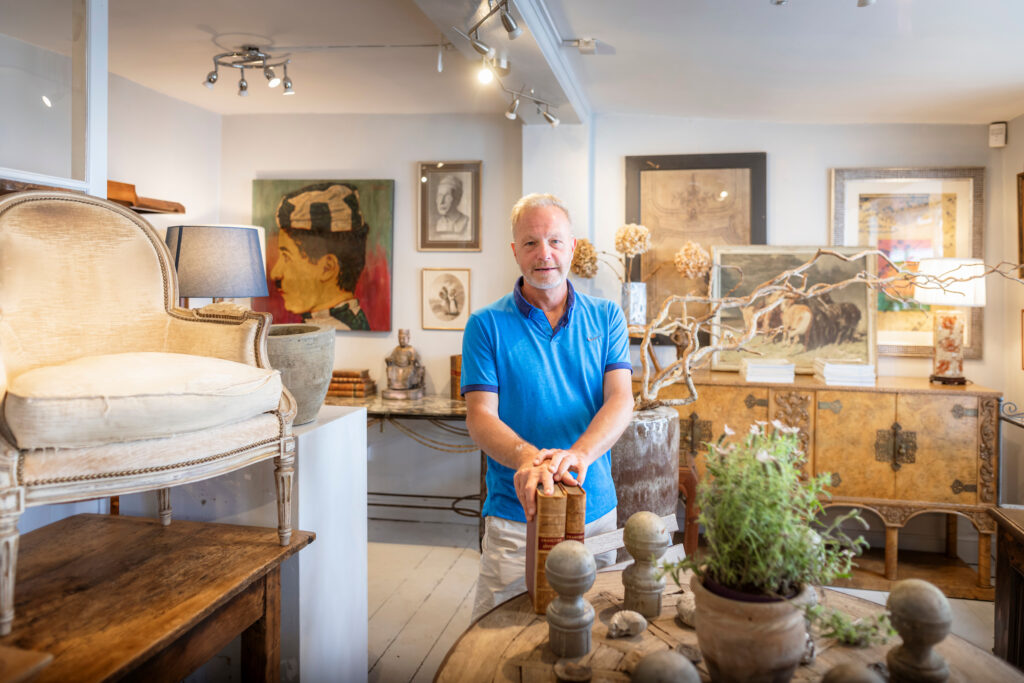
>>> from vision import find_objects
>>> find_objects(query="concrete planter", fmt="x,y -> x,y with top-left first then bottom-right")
621,282 -> 647,326
267,323 -> 335,426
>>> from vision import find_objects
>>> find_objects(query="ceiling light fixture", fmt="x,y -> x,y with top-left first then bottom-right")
457,0 -> 522,56
770,0 -> 788,4
505,97 -> 520,120
857,0 -> 876,5
470,32 -> 496,59
540,108 -> 559,127
477,59 -> 494,84
500,4 -> 522,40
202,45 -> 292,97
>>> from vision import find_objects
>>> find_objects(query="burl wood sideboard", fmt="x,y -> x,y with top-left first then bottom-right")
655,372 -> 1001,597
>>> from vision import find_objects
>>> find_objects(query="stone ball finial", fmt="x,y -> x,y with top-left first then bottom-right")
886,578 -> 952,683
631,650 -> 700,683
822,662 -> 886,683
546,540 -> 597,598
623,511 -> 670,560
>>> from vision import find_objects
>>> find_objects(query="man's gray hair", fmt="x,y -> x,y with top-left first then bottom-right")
509,193 -> 571,235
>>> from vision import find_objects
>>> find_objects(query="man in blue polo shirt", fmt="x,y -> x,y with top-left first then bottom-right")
461,193 -> 634,619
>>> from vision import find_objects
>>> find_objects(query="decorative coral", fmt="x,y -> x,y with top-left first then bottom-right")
674,241 -> 712,280
570,238 -> 599,278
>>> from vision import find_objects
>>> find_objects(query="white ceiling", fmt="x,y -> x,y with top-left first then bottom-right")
7,0 -> 1024,124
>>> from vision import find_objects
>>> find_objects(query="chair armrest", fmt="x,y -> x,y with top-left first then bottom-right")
163,303 -> 273,368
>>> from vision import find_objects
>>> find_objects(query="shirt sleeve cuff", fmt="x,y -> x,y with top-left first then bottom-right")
604,362 -> 633,373
461,383 -> 499,395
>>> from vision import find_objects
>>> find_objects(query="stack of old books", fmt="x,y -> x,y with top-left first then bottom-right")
741,358 -> 795,383
326,369 -> 377,398
813,359 -> 875,386
525,484 -> 585,614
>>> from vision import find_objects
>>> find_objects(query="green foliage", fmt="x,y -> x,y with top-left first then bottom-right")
660,422 -> 868,597
804,604 -> 895,648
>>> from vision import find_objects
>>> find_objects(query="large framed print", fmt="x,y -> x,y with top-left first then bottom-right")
626,152 -> 766,341
422,268 -> 470,330
830,167 -> 984,358
711,246 -> 877,373
418,161 -> 481,251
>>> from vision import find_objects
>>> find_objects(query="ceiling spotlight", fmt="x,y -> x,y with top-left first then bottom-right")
541,108 -> 559,127
500,3 -> 522,40
203,69 -> 218,89
238,70 -> 248,97
494,57 -> 511,78
41,95 -> 52,108
857,0 -> 876,5
437,44 -> 444,73
477,61 -> 494,84
264,66 -> 280,88
281,65 -> 295,95
505,97 -> 520,120
471,32 -> 496,59
770,0 -> 788,4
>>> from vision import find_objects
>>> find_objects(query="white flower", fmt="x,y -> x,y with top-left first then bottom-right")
723,424 -> 735,436
755,449 -> 776,464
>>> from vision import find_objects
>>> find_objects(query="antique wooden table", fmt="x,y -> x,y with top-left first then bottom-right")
0,514 -> 313,682
436,570 -> 1023,682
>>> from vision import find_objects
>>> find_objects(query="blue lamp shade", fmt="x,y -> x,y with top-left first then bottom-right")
165,225 -> 269,298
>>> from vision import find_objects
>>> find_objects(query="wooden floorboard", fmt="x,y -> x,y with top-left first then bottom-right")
411,578 -> 476,683
368,542 -> 434,619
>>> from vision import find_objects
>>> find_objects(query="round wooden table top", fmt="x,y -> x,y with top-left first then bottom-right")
435,570 -> 1023,683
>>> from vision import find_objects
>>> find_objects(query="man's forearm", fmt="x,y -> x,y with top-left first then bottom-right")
569,390 -> 635,465
466,408 -> 539,470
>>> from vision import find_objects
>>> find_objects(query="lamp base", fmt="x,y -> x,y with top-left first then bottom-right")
929,374 -> 967,385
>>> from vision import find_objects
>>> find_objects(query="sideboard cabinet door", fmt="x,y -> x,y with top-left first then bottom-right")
814,390 -> 896,500
668,384 -> 769,478
894,394 -> 979,505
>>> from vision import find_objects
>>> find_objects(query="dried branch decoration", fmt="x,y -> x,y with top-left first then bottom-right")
633,249 -> 1021,411
570,238 -> 599,278
674,241 -> 712,280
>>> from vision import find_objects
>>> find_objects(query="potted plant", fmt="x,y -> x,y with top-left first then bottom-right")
660,421 -> 868,683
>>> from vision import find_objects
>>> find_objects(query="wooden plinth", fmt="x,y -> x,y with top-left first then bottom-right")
0,514 -> 313,682
829,547 -> 995,601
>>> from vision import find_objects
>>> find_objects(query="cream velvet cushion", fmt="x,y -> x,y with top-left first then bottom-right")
5,352 -> 282,449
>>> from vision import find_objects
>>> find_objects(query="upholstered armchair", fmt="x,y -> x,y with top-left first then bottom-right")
0,191 -> 297,635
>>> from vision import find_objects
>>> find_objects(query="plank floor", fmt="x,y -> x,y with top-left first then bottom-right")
367,519 -> 996,683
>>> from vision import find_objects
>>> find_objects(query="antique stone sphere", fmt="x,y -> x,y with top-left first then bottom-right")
631,649 -> 699,683
623,511 -> 670,560
886,578 -> 952,648
545,541 -> 596,597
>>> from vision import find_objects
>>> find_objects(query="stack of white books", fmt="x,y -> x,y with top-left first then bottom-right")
741,358 -> 795,383
813,358 -> 876,386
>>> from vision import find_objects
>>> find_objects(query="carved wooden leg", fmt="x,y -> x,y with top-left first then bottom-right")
945,514 -> 958,558
978,531 -> 992,589
0,488 -> 25,636
678,466 -> 699,557
274,447 -> 295,546
158,487 -> 172,527
885,526 -> 899,581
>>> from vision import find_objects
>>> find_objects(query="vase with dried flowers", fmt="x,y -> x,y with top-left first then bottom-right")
570,223 -> 652,325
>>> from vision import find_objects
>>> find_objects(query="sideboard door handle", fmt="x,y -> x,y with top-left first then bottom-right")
744,394 -> 768,409
951,404 -> 978,419
818,399 -> 842,415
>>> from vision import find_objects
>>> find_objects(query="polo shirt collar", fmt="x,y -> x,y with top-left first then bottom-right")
513,277 -> 576,329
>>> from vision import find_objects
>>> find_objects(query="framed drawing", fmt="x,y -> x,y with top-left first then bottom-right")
418,161 -> 481,251
252,179 -> 394,332
830,167 -> 984,358
422,268 -> 470,330
711,245 -> 877,373
625,152 -> 766,342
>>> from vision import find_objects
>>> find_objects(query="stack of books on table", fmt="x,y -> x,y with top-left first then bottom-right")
326,369 -> 377,398
741,358 -> 795,383
813,359 -> 876,386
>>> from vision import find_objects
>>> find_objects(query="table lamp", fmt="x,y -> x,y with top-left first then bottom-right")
165,225 -> 269,306
913,258 -> 986,385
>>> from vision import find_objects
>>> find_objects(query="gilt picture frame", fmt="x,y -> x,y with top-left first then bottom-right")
418,161 -> 481,252
830,166 -> 984,358
711,245 -> 877,373
422,268 -> 470,330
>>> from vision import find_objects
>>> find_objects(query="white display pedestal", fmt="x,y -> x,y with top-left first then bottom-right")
118,404 -> 368,682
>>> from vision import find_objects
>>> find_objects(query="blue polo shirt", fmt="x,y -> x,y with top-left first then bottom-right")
461,278 -> 632,524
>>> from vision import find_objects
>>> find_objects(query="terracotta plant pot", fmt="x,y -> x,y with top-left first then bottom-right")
267,323 -> 335,426
690,573 -> 815,683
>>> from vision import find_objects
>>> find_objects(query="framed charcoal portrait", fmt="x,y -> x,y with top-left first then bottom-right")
422,268 -> 470,330
625,152 -> 766,342
711,245 -> 877,373
252,179 -> 394,332
830,167 -> 984,358
418,161 -> 481,251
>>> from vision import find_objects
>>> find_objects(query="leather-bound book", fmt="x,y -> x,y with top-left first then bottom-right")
525,485 -> 566,614
560,483 -> 586,543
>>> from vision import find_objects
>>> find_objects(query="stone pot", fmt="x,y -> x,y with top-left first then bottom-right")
610,407 -> 679,561
267,323 -> 335,426
690,573 -> 815,683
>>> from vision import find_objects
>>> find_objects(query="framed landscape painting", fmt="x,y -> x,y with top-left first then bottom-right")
830,166 -> 984,358
625,152 -> 766,341
711,245 -> 877,373
422,268 -> 470,330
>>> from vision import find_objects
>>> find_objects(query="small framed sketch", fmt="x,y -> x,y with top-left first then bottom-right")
422,268 -> 470,330
418,161 -> 481,251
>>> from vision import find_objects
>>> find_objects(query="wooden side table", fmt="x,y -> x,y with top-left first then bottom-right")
0,514 -> 313,682
992,507 -> 1024,670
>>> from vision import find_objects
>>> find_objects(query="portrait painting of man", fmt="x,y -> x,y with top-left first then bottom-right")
252,179 -> 394,331
418,161 -> 481,251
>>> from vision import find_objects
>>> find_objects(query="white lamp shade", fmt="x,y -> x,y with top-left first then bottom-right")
165,225 -> 269,298
913,258 -> 986,307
